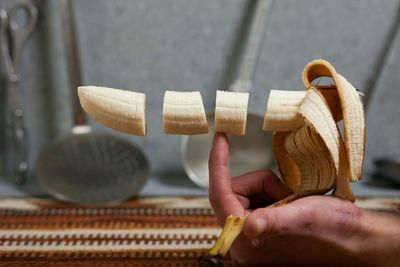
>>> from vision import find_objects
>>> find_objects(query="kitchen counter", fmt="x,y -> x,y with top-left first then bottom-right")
0,175 -> 398,199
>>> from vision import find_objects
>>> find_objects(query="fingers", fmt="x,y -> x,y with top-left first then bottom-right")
209,133 -> 245,225
243,195 -> 363,252
209,133 -> 231,195
231,169 -> 292,203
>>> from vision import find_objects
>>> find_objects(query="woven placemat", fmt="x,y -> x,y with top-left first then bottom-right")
0,196 -> 398,266
0,197 -> 232,266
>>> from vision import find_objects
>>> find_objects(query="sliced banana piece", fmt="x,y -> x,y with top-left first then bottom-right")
163,91 -> 208,135
263,90 -> 306,132
78,86 -> 146,136
215,90 -> 249,135
263,88 -> 342,132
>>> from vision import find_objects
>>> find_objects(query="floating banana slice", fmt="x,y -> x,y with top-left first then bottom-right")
163,91 -> 208,135
78,86 -> 146,136
215,90 -> 249,135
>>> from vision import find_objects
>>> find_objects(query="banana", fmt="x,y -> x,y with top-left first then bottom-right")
288,125 -> 337,190
263,90 -> 306,132
302,59 -> 365,181
298,88 -> 355,201
209,215 -> 245,257
273,131 -> 301,192
263,88 -> 343,132
163,91 -> 208,135
207,59 -> 365,261
215,90 -> 249,135
77,86 -> 146,136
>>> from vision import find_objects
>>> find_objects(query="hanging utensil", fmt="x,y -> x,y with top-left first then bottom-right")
0,1 -> 38,184
182,0 -> 274,187
35,0 -> 149,205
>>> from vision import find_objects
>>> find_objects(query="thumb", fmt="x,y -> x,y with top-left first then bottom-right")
243,202 -> 315,240
243,207 -> 284,240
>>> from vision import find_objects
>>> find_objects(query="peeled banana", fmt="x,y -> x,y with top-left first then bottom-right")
163,90 -> 209,135
206,59 -> 365,261
215,90 -> 249,135
78,86 -> 146,136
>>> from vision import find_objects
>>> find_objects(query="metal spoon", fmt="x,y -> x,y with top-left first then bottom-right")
182,0 -> 274,187
35,0 -> 149,205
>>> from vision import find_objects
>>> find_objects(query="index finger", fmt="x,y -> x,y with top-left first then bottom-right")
209,133 -> 245,225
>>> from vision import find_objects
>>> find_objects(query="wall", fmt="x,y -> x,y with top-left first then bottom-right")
1,0 -> 399,194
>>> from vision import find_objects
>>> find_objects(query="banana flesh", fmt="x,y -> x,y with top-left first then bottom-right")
263,90 -> 306,132
77,86 -> 146,136
263,88 -> 343,132
215,90 -> 249,135
163,90 -> 208,135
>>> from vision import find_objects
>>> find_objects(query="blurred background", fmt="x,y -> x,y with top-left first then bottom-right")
1,0 -> 400,201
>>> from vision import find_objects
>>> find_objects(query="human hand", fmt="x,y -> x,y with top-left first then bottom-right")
208,133 -> 400,267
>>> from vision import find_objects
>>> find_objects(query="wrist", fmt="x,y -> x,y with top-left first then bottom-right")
355,209 -> 400,267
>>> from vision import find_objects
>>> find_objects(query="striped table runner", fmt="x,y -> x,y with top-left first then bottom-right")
0,197 -> 233,266
0,196 -> 398,266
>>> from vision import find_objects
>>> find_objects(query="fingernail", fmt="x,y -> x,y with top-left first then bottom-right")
212,134 -> 218,146
255,218 -> 267,235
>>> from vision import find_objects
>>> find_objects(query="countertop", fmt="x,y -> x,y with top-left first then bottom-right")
0,174 -> 398,200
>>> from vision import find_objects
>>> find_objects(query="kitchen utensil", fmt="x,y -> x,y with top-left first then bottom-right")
35,0 -> 149,205
0,1 -> 38,184
182,0 -> 273,188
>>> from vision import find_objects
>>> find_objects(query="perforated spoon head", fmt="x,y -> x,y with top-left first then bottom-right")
36,133 -> 149,205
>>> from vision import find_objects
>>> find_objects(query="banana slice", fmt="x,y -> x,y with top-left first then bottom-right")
78,86 -> 146,136
263,88 -> 342,132
263,90 -> 306,131
163,91 -> 208,135
215,90 -> 249,135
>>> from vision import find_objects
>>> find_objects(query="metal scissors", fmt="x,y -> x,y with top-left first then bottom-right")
0,1 -> 38,184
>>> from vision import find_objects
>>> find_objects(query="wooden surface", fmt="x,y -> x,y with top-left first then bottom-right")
0,196 -> 399,266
